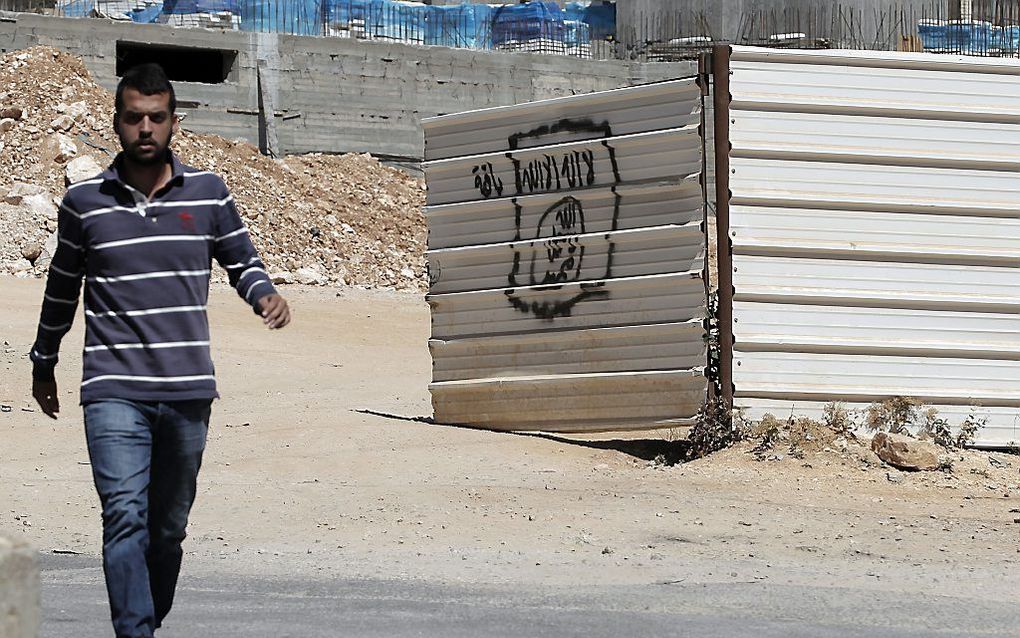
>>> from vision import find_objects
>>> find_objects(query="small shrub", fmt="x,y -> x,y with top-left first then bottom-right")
822,402 -> 857,438
750,414 -> 783,460
683,398 -> 745,461
956,409 -> 986,448
866,397 -> 923,434
868,399 -> 984,449
920,407 -> 954,448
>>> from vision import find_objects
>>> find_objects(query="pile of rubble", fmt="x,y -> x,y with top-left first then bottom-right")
0,46 -> 427,291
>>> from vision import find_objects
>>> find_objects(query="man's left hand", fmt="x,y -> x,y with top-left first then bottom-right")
257,294 -> 291,329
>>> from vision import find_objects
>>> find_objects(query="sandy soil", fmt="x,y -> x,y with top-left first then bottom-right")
2,276 -> 1019,603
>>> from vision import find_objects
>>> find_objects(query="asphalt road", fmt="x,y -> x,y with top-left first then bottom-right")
40,553 -> 1020,638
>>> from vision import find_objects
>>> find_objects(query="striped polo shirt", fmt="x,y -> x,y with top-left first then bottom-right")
29,152 -> 277,404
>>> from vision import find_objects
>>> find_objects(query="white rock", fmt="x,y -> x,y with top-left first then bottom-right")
35,232 -> 59,270
400,267 -> 415,278
49,114 -> 74,132
4,182 -> 46,206
66,101 -> 90,121
65,155 -> 103,186
295,267 -> 325,285
21,193 -> 55,219
270,271 -> 294,285
54,134 -> 77,162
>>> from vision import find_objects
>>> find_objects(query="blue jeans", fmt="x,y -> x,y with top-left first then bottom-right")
84,398 -> 211,638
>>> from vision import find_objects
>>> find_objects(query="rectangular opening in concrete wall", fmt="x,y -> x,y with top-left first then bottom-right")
116,42 -> 237,84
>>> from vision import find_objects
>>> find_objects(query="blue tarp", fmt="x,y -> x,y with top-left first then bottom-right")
160,0 -> 197,12
369,0 -> 426,42
491,2 -> 564,45
564,0 -> 613,40
563,19 -> 590,47
239,0 -> 322,34
131,2 -> 163,21
195,0 -> 241,12
916,20 -> 1020,54
997,25 -> 1020,51
327,0 -> 429,42
424,3 -> 491,48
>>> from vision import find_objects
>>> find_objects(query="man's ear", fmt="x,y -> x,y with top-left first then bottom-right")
172,113 -> 180,133
112,114 -> 120,135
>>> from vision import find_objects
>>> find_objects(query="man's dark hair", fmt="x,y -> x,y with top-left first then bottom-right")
115,63 -> 176,115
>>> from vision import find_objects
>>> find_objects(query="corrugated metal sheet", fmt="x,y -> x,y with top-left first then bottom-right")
423,78 -> 708,433
425,126 -> 702,207
423,79 -> 703,161
727,46 -> 1020,448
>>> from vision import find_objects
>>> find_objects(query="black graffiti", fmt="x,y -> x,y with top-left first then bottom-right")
507,118 -> 613,151
471,162 -> 504,199
426,260 -> 441,289
531,197 -> 585,286
502,118 -> 621,320
514,150 -> 595,195
505,283 -> 609,320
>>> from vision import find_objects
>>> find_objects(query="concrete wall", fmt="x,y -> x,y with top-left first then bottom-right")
0,535 -> 40,638
0,13 -> 694,159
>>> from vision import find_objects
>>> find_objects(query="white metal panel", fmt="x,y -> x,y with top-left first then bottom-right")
727,47 -> 1020,448
730,157 -> 1020,215
730,56 -> 1020,121
430,321 -> 706,382
730,206 -> 1020,266
730,111 -> 1020,169
733,302 -> 1020,358
732,255 -> 1020,311
429,224 -> 705,295
423,79 -> 702,161
425,180 -> 703,250
424,78 -> 708,433
429,271 -> 706,340
730,45 -> 1020,73
430,370 -> 706,432
425,126 -> 702,206
733,352 -> 1020,405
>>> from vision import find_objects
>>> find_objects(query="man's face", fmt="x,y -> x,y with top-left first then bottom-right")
114,88 -> 176,166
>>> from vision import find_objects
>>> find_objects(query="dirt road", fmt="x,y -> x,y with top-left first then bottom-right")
2,276 -> 1019,631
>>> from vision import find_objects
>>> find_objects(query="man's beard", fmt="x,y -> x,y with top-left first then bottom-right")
121,130 -> 173,166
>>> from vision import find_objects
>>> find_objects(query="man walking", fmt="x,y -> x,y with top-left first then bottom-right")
30,63 -> 290,638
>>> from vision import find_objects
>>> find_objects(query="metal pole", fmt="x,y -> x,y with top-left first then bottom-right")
711,44 -> 734,407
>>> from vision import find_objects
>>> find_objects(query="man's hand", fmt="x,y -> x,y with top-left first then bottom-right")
32,379 -> 59,419
257,293 -> 291,329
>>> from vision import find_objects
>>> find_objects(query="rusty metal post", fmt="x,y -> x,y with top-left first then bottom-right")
711,44 -> 734,406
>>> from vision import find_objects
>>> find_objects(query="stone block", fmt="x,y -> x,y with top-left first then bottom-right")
0,534 -> 40,638
871,432 -> 941,471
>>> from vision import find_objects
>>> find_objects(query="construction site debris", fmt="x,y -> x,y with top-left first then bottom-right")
0,46 -> 427,292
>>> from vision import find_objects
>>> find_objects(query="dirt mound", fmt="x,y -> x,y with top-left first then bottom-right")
0,46 -> 426,291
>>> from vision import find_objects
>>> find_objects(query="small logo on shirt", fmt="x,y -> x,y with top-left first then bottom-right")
178,212 -> 196,232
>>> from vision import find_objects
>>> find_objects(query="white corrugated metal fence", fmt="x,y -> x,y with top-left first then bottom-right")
423,79 -> 709,432
725,46 -> 1020,448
